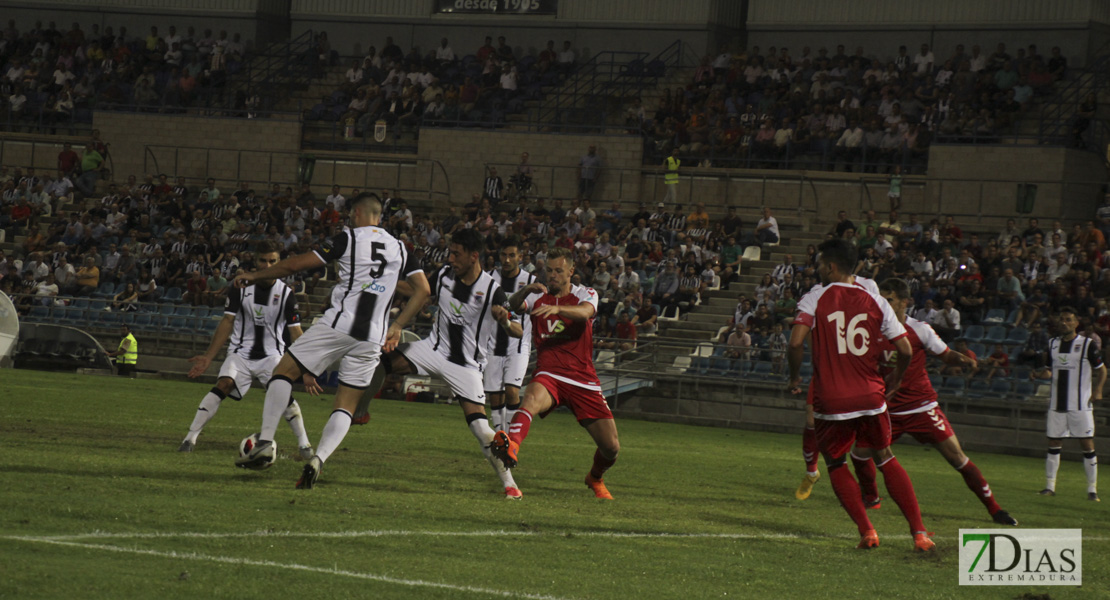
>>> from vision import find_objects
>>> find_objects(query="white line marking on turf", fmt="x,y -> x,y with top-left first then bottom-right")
7,537 -> 574,600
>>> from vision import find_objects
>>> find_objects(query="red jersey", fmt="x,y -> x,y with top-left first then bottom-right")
877,317 -> 949,415
795,282 -> 907,419
522,284 -> 601,390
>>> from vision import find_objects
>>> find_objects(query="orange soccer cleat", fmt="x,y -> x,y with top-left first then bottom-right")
585,474 -> 614,500
504,486 -> 523,500
864,496 -> 882,510
489,430 -> 519,469
352,412 -> 370,425
913,532 -> 936,552
857,529 -> 880,549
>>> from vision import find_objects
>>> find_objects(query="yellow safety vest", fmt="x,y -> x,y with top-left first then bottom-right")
665,156 -> 680,184
118,333 -> 138,365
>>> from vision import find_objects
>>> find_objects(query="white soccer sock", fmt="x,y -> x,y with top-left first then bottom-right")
184,392 -> 222,443
283,399 -> 311,449
489,405 -> 504,432
1084,451 -> 1098,494
315,409 -> 352,463
260,378 -> 292,442
468,414 -> 516,488
1046,448 -> 1062,492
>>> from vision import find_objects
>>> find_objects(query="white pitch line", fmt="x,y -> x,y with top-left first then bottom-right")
8,537 -> 574,600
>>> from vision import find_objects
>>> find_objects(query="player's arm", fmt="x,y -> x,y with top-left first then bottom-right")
187,314 -> 235,377
509,281 -> 547,312
786,322 -> 809,393
533,288 -> 597,321
233,252 -> 324,288
940,349 -> 977,370
885,335 -> 913,399
385,270 -> 431,352
1094,364 -> 1106,401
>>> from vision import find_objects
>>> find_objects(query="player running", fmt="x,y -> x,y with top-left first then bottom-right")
850,278 -> 1018,526
234,193 -> 430,491
365,228 -> 524,499
787,239 -> 934,551
795,275 -> 880,500
484,236 -> 536,432
490,246 -> 620,499
179,241 -> 317,457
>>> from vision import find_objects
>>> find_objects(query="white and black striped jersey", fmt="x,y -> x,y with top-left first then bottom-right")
225,279 -> 300,359
1048,334 -> 1104,412
314,226 -> 420,343
428,266 -> 509,368
483,175 -> 503,201
487,268 -> 536,357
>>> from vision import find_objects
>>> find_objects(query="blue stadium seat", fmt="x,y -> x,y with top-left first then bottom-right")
159,304 -> 176,316
1006,327 -> 1030,345
174,305 -> 193,317
983,308 -> 1006,323
941,376 -> 966,397
27,305 -> 50,322
166,316 -> 188,333
149,315 -> 169,329
91,282 -> 116,299
984,326 -> 1008,345
928,373 -> 944,389
988,379 -> 1013,397
162,287 -> 183,303
966,379 -> 990,398
750,362 -> 773,379
72,298 -> 90,309
1014,381 -> 1036,399
959,325 -> 983,343
133,313 -> 152,330
799,363 -> 814,383
968,343 -> 987,359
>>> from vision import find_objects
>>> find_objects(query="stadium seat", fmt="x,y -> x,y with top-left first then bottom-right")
159,304 -> 175,316
984,326 -> 1008,345
1014,381 -> 1036,399
174,306 -> 193,317
658,305 -> 680,321
799,363 -> 814,383
983,308 -> 1007,323
959,325 -> 983,343
1006,327 -> 1030,345
750,361 -> 773,380
133,313 -> 153,330
988,379 -> 1014,397
968,343 -> 987,359
966,379 -> 990,398
1012,366 -> 1033,381
742,246 -> 762,261
91,282 -> 116,299
27,305 -> 50,322
166,316 -> 188,333
72,298 -> 90,309
941,376 -> 966,397
162,287 -> 184,303
708,356 -> 731,377
669,356 -> 691,374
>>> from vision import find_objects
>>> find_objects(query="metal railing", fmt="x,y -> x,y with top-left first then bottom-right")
1038,37 -> 1110,153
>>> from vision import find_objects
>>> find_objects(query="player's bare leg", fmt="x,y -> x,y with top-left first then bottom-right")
583,417 -> 620,499
459,398 -> 521,499
933,434 -> 1016,524
796,405 -> 821,499
491,381 -> 556,469
849,445 -> 881,509
180,376 -> 237,451
872,445 -> 934,552
297,383 -> 365,489
353,358 -> 401,425
236,354 -> 303,469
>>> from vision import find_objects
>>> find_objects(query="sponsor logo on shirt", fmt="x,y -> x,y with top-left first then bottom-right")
362,280 -> 387,293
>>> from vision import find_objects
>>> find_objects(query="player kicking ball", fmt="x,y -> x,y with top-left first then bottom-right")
490,247 -> 621,499
787,240 -> 933,551
179,241 -> 317,458
234,193 -> 430,490
850,278 -> 1017,526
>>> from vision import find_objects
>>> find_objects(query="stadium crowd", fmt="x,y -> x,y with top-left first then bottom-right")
0,19 -> 249,129
641,42 -> 1071,171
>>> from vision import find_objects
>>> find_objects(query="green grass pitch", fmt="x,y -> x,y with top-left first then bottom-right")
0,370 -> 1105,599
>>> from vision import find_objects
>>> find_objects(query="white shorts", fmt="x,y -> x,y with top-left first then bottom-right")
398,338 -> 485,404
218,353 -> 280,400
287,325 -> 381,389
483,352 -> 530,393
1047,410 -> 1096,439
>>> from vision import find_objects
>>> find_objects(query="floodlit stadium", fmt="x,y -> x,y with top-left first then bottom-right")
1,1 -> 1108,597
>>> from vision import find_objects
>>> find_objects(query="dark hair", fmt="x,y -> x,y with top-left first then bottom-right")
349,192 -> 382,215
500,235 -> 522,251
879,277 -> 910,300
816,239 -> 856,274
450,228 -> 484,255
1059,306 -> 1078,318
255,241 -> 280,255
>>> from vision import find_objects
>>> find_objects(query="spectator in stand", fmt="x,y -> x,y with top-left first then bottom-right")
74,142 -> 104,197
57,142 -> 79,175
483,166 -> 503,203
577,145 -> 601,201
631,301 -> 658,336
755,206 -> 779,244
74,255 -> 99,296
557,40 -> 575,74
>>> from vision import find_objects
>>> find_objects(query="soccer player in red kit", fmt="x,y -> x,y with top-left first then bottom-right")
850,278 -> 1018,526
787,239 -> 934,551
490,247 -> 620,499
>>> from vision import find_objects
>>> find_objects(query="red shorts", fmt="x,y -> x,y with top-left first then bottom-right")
815,412 -> 892,460
891,407 -> 955,445
531,374 -> 613,423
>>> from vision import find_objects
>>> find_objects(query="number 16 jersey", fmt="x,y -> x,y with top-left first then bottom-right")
795,282 -> 907,420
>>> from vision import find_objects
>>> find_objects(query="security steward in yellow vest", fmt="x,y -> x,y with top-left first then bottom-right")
106,324 -> 138,377
663,147 -> 681,203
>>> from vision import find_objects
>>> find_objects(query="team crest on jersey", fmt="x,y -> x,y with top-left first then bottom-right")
272,294 -> 280,304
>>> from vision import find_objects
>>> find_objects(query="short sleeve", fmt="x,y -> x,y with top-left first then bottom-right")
314,231 -> 349,262
491,285 -> 509,309
284,292 -> 301,327
574,286 -> 600,313
877,294 -> 908,341
794,287 -> 818,327
1089,339 -> 1105,369
224,286 -> 241,315
911,320 -> 949,355
399,241 -> 421,278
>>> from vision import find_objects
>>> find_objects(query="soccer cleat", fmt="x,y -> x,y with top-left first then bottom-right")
235,439 -> 275,470
1038,488 -> 1056,496
585,474 -> 614,500
1089,492 -> 1101,502
489,430 -> 519,469
352,412 -> 370,426
991,510 -> 1018,526
504,486 -> 523,500
864,496 -> 882,510
296,456 -> 322,489
913,532 -> 936,553
298,446 -> 314,461
177,440 -> 194,453
857,529 -> 880,549
795,472 -> 820,500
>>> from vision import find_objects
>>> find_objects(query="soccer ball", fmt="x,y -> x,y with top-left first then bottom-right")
238,433 -> 275,469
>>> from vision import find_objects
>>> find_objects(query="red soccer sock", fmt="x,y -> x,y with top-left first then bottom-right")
877,456 -> 926,534
957,459 -> 1002,515
828,462 -> 874,535
590,449 -> 616,480
803,426 -> 819,473
507,409 -> 533,446
851,452 -> 879,501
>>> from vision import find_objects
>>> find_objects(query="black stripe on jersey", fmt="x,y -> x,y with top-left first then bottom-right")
234,289 -> 249,356
272,287 -> 288,354
350,292 -> 378,342
471,278 -> 495,362
517,271 -> 534,353
432,269 -> 449,353
331,230 -> 356,330
1055,338 -> 1071,412
493,272 -> 518,356
451,273 -> 475,303
1079,338 -> 1089,410
447,322 -> 466,366
249,324 -> 267,360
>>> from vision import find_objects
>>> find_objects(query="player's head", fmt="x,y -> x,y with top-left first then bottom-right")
815,239 -> 855,284
448,228 -> 484,276
499,236 -> 522,273
349,192 -> 383,227
1058,307 -> 1079,335
878,278 -> 910,321
545,247 -> 574,294
253,241 -> 281,285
